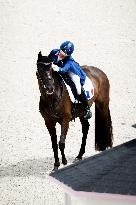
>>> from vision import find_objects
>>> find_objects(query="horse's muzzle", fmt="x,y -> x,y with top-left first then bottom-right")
42,83 -> 54,95
45,87 -> 54,95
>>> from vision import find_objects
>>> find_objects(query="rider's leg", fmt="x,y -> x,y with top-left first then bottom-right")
79,87 -> 92,119
68,71 -> 82,95
60,73 -> 78,99
68,72 -> 92,119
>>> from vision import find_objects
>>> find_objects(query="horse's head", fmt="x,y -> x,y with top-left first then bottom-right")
36,51 -> 55,95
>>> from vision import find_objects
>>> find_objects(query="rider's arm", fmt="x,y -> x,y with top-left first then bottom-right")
58,61 -> 70,73
48,49 -> 59,62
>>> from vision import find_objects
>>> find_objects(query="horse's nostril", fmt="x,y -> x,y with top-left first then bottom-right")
46,86 -> 52,91
46,87 -> 50,91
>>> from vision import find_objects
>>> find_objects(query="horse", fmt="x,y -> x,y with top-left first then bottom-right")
36,51 -> 113,170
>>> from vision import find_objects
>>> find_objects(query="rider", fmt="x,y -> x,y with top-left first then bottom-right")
47,41 -> 92,120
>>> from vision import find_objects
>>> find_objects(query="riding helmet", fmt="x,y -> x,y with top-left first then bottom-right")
60,41 -> 74,56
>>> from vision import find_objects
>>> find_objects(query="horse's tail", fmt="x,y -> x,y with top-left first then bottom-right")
95,102 -> 113,151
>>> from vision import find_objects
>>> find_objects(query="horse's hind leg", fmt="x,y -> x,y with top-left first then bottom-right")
76,117 -> 90,160
45,121 -> 60,170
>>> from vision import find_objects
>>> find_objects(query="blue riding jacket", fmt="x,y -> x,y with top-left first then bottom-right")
48,49 -> 86,85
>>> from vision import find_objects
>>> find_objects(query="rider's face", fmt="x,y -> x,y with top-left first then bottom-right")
58,50 -> 67,59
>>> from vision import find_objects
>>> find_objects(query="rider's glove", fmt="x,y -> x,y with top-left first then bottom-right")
52,65 -> 60,72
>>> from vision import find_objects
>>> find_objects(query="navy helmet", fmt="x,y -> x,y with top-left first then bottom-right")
60,41 -> 74,56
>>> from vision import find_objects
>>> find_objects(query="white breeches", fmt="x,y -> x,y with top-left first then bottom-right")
68,71 -> 81,95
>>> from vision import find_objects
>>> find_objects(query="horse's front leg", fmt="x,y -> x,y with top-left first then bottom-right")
76,117 -> 90,160
45,120 -> 60,171
59,118 -> 70,165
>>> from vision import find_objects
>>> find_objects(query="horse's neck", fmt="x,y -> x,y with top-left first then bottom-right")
53,73 -> 64,98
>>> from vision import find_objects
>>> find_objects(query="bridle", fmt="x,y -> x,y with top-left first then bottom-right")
37,62 -> 52,66
36,61 -> 63,118
36,62 -> 54,92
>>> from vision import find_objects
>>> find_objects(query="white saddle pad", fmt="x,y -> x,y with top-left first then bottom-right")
83,76 -> 94,100
63,76 -> 94,103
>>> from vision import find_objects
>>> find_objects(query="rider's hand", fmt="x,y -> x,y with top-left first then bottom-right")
52,65 -> 60,72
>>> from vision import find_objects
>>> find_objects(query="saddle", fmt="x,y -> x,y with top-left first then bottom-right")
60,73 -> 94,102
59,73 -> 94,120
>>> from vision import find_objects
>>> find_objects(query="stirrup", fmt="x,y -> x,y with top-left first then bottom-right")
84,109 -> 92,120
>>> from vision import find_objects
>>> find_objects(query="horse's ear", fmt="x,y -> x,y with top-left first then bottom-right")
38,51 -> 42,61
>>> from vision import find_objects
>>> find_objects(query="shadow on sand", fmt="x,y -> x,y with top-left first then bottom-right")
0,157 -> 76,178
132,124 -> 136,129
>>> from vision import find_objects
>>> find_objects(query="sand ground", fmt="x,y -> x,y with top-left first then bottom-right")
0,0 -> 136,204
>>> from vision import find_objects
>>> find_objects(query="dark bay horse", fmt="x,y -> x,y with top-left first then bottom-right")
36,51 -> 113,170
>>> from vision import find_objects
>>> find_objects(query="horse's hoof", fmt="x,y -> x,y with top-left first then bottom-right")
52,166 -> 58,172
74,157 -> 82,162
62,158 -> 67,165
53,161 -> 60,171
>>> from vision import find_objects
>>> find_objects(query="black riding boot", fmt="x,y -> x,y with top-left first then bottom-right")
78,90 -> 92,120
